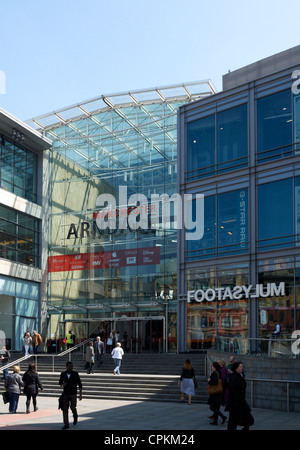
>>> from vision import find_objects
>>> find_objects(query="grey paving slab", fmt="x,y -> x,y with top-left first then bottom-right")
0,394 -> 300,431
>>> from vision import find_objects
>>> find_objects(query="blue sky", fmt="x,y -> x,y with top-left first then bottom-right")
0,0 -> 299,121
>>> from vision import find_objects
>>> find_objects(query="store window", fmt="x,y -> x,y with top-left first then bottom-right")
258,178 -> 293,250
257,89 -> 292,164
258,261 -> 294,340
0,205 -> 40,267
186,265 -> 249,351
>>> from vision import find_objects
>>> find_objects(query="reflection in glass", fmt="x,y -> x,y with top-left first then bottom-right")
217,104 -> 248,172
258,179 -> 293,250
187,195 -> 216,260
257,90 -> 292,163
218,189 -> 248,255
187,115 -> 215,179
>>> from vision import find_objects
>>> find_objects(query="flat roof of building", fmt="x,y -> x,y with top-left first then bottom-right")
0,106 -> 52,152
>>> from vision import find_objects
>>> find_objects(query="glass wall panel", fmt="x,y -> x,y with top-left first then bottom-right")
0,136 -> 38,202
187,195 -> 216,260
258,178 -> 293,250
218,189 -> 248,255
187,115 -> 215,179
257,89 -> 292,163
0,205 -> 40,267
217,104 -> 248,172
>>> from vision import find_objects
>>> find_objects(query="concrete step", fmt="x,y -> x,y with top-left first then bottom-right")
36,373 -> 209,403
10,352 -> 206,376
2,353 -> 208,403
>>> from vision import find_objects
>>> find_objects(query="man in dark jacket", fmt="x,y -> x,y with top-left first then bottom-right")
59,361 -> 82,429
94,336 -> 104,368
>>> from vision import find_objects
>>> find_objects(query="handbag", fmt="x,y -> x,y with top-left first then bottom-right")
2,390 -> 9,404
193,378 -> 198,389
207,372 -> 223,395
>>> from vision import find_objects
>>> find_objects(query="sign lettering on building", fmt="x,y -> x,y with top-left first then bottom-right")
187,282 -> 285,303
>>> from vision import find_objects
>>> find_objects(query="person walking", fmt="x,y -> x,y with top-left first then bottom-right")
227,356 -> 235,374
219,359 -> 229,410
94,336 -> 104,368
111,342 -> 124,375
4,365 -> 24,414
1,345 -> 10,380
207,361 -> 227,425
22,363 -> 44,413
227,361 -> 254,431
24,332 -> 32,357
85,341 -> 95,374
272,321 -> 281,339
32,330 -> 42,354
66,330 -> 75,349
179,359 -> 196,405
59,361 -> 83,430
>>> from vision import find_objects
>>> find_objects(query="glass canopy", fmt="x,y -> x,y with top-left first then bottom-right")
26,81 -> 217,182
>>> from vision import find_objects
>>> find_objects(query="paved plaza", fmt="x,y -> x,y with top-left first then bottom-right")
1,392 -> 300,432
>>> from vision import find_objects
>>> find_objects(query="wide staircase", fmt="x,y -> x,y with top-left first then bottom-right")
0,351 -> 208,403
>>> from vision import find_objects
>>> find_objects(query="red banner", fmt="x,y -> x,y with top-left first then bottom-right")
48,247 -> 160,272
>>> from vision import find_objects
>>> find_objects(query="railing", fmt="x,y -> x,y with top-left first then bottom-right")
1,338 -> 91,373
205,354 -> 300,413
213,336 -> 300,359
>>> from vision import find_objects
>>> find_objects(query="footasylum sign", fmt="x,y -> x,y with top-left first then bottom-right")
187,282 -> 285,303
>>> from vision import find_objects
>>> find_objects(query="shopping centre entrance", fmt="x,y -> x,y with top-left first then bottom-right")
62,316 -> 166,353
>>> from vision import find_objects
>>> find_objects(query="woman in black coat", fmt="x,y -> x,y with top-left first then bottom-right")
207,361 -> 227,425
227,361 -> 254,430
22,363 -> 44,413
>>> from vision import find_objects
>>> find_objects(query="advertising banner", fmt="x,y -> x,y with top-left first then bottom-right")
48,246 -> 160,272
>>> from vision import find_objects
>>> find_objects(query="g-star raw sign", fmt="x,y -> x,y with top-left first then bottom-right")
187,282 -> 285,303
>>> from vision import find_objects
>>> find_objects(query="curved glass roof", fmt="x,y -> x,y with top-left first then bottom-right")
25,80 -> 217,180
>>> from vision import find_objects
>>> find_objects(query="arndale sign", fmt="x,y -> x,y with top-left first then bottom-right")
187,282 -> 285,303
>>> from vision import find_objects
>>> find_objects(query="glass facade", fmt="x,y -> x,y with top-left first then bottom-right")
0,204 -> 40,267
179,66 -> 300,352
27,82 -> 216,352
0,135 -> 38,202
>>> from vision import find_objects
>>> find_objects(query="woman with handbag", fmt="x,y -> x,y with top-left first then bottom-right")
207,361 -> 227,425
179,359 -> 196,405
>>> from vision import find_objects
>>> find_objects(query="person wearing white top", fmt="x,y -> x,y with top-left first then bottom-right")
111,342 -> 124,375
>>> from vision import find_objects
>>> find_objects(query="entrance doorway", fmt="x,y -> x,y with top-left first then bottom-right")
63,316 -> 166,353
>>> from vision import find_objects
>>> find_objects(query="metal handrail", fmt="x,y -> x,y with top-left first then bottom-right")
1,338 -> 92,373
205,354 -> 300,413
